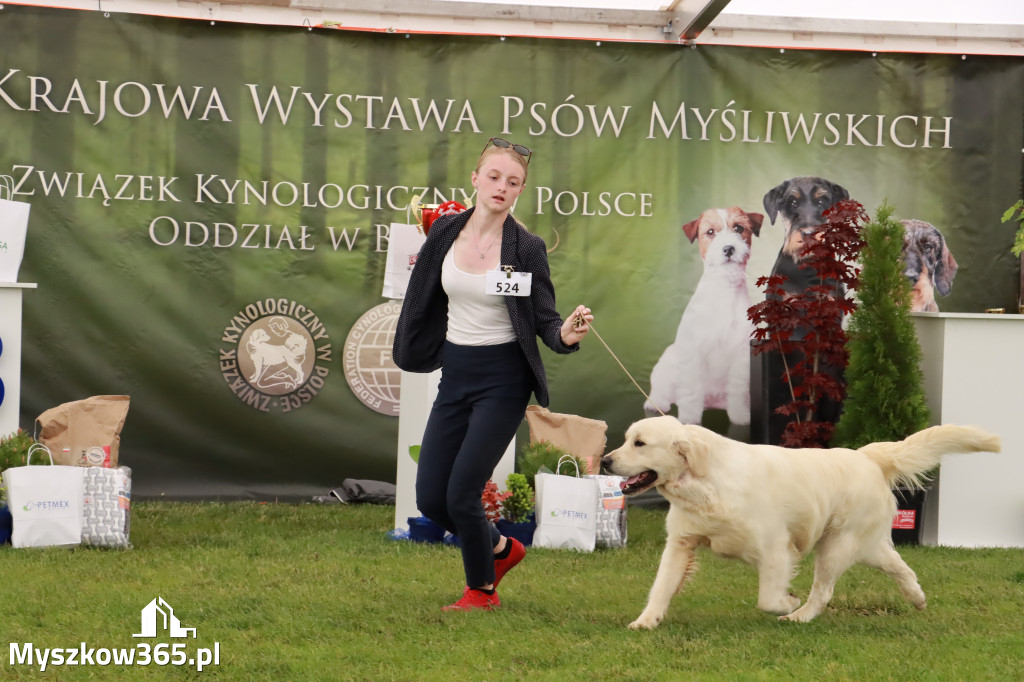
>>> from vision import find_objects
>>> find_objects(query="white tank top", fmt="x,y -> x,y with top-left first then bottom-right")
441,245 -> 517,346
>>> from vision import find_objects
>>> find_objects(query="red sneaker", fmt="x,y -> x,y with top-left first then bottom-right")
493,537 -> 526,588
442,587 -> 500,612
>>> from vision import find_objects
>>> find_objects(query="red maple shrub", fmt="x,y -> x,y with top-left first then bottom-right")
748,200 -> 867,448
481,479 -> 510,522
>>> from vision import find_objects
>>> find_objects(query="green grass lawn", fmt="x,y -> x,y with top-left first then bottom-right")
2,502 -> 1022,681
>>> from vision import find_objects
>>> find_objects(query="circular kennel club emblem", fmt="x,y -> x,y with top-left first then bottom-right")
343,301 -> 402,416
219,299 -> 333,413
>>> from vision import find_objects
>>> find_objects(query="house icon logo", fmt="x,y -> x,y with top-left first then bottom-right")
133,597 -> 197,638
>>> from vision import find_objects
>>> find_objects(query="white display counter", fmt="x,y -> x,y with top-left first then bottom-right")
0,282 -> 36,438
394,369 -> 516,532
913,312 -> 1024,548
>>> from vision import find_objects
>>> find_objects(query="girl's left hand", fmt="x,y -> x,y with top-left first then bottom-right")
561,305 -> 593,345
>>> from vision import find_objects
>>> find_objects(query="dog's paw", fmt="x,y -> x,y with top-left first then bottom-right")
778,604 -> 816,623
904,586 -> 927,610
758,594 -> 801,615
628,614 -> 662,630
778,611 -> 810,623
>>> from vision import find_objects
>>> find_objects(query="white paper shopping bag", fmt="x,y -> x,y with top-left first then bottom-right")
0,175 -> 31,283
533,456 -> 598,551
3,444 -> 85,548
382,222 -> 426,300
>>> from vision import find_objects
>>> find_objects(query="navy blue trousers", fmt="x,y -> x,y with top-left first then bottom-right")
415,341 -> 532,589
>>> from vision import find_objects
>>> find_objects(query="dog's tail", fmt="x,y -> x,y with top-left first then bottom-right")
859,425 -> 1001,489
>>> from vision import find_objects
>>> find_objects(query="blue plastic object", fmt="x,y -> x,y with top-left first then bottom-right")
0,505 -> 12,545
385,528 -> 410,541
407,516 -> 446,543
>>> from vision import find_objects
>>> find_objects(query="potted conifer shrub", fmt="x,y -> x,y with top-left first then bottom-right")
517,440 -> 588,490
832,201 -> 932,543
495,472 -> 536,546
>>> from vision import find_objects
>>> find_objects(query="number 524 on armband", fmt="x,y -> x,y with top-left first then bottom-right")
486,269 -> 532,297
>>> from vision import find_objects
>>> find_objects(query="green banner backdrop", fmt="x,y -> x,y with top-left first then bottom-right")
1,6 -> 1021,498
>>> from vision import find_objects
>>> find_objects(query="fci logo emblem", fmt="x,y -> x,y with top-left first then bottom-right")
342,302 -> 402,416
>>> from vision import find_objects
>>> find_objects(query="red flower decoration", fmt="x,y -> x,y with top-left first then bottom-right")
418,200 -> 467,235
437,200 -> 467,216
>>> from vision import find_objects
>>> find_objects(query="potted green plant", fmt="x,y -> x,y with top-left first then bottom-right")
1004,200 -> 1024,256
1,429 -> 39,500
832,202 -> 931,448
517,440 -> 588,491
0,429 -> 38,545
831,202 -> 933,544
495,472 -> 535,546
1001,200 -> 1024,313
0,428 -> 36,464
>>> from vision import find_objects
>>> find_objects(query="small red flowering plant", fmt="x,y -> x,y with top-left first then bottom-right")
747,200 -> 867,448
481,479 -> 510,523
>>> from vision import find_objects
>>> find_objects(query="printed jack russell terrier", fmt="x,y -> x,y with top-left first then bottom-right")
646,207 -> 763,425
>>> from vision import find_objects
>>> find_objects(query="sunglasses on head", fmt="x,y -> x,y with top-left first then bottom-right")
484,137 -> 532,164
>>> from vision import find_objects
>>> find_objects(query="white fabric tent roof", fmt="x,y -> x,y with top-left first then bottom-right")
9,0 -> 1024,54
448,0 -> 1024,26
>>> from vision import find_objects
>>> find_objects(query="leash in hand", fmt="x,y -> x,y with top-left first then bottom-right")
572,310 -> 667,417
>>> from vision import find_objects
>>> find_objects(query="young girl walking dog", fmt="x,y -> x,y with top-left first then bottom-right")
393,137 -> 593,611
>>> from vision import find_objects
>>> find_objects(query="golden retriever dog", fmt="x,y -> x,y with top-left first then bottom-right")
602,417 -> 1001,627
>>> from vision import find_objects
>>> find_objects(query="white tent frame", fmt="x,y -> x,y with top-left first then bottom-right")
7,0 -> 1024,56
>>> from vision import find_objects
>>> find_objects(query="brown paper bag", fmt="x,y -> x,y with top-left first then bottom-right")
36,395 -> 131,467
524,405 -> 607,474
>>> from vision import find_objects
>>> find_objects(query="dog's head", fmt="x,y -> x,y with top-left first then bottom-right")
901,219 -> 958,312
682,207 -> 763,267
248,328 -> 271,345
601,416 -> 713,496
763,177 -> 849,259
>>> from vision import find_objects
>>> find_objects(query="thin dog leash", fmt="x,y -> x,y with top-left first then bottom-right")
573,312 -> 667,417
